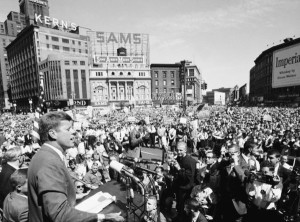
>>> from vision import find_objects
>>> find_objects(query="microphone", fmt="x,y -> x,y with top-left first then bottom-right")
135,165 -> 159,176
120,156 -> 138,162
110,160 -> 140,183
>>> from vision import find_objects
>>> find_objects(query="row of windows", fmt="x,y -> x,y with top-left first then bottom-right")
46,44 -> 88,54
155,80 -> 175,86
45,35 -> 86,47
64,61 -> 86,66
154,71 -> 175,78
155,88 -> 175,94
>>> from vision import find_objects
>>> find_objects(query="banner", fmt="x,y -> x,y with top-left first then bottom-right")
179,117 -> 187,124
197,110 -> 210,119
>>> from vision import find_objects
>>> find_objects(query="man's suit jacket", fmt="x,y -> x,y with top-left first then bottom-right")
27,144 -> 98,222
220,155 -> 249,202
0,133 -> 5,146
24,134 -> 32,146
0,163 -> 17,209
3,192 -> 28,222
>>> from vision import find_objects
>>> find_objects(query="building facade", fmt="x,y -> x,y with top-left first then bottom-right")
87,31 -> 151,109
250,37 -> 300,105
19,0 -> 50,26
39,54 -> 90,109
150,64 -> 182,106
184,65 -> 202,105
6,24 -> 88,109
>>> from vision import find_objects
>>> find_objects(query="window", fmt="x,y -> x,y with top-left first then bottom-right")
171,89 -> 175,93
96,72 -> 103,76
63,47 -> 70,52
154,71 -> 158,78
64,61 -> 70,65
155,88 -> 158,93
163,71 -> 167,78
128,72 -> 131,75
79,49 -> 81,53
139,72 -> 145,76
62,38 -> 69,43
46,44 -> 49,48
52,45 -> 59,50
189,69 -> 194,76
112,72 -> 115,76
171,71 -> 175,78
171,80 -> 175,85
163,80 -> 166,86
46,35 -> 49,40
155,80 -> 158,86
72,61 -> 77,65
164,88 -> 167,93
80,61 -> 85,65
72,40 -> 75,44
78,41 -> 81,45
51,36 -> 59,41
120,72 -> 123,75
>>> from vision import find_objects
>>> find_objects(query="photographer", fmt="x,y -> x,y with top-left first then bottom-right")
245,162 -> 283,222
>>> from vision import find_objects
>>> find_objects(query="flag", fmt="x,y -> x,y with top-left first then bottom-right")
31,85 -> 45,144
196,104 -> 205,111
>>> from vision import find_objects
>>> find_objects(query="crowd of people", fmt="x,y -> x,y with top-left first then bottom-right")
0,105 -> 300,222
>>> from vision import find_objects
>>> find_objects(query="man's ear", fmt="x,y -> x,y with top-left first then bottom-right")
48,129 -> 57,140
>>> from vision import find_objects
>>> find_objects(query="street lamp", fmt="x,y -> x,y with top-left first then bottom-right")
29,98 -> 33,112
13,100 -> 17,115
180,60 -> 191,112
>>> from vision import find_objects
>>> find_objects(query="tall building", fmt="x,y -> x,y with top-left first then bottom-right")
150,63 -> 182,106
6,24 -> 88,109
0,35 -> 15,109
250,37 -> 300,105
19,0 -> 50,26
87,31 -> 151,109
39,54 -> 90,109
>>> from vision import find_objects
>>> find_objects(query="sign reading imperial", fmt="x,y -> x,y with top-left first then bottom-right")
34,13 -> 77,31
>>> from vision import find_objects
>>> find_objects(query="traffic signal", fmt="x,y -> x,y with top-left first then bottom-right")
204,83 -> 207,90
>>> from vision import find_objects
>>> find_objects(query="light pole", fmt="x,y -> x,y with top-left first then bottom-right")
180,60 -> 191,112
29,98 -> 32,112
13,100 -> 17,115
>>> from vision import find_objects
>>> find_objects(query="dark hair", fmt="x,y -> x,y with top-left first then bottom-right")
267,149 -> 281,158
185,198 -> 202,212
39,111 -> 73,144
69,159 -> 76,166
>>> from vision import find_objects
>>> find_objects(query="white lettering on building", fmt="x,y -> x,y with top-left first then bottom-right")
29,0 -> 47,6
34,13 -> 77,31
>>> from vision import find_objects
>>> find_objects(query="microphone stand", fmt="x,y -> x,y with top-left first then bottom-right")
124,176 -> 146,222
147,174 -> 161,217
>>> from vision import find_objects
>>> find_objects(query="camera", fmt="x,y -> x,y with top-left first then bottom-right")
247,171 -> 274,185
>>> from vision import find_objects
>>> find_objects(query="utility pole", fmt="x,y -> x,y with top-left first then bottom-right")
180,60 -> 191,112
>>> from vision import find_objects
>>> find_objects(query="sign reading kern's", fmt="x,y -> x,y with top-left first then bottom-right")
34,13 -> 77,31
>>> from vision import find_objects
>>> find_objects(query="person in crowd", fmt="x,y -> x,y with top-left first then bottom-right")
171,141 -> 197,217
245,162 -> 283,222
219,144 -> 249,222
173,198 -> 208,222
0,146 -> 25,209
27,111 -> 124,222
142,195 -> 167,222
84,162 -> 103,189
0,128 -> 6,147
2,169 -> 28,222
149,122 -> 157,148
75,181 -> 90,200
23,130 -> 32,147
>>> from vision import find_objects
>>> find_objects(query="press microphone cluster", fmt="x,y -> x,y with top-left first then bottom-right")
135,165 -> 159,176
109,160 -> 140,183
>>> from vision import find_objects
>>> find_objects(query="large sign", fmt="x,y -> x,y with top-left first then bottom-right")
87,31 -> 149,65
34,14 -> 77,31
30,0 -> 47,6
272,43 -> 300,88
214,91 -> 226,105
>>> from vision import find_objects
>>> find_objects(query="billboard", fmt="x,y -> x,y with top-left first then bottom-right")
214,91 -> 226,105
272,43 -> 300,88
87,31 -> 150,65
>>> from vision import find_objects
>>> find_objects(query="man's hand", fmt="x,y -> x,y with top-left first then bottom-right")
104,212 -> 124,221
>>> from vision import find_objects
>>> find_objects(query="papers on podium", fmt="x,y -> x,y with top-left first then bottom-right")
75,191 -> 116,214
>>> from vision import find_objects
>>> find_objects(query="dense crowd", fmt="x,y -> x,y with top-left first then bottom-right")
0,105 -> 300,222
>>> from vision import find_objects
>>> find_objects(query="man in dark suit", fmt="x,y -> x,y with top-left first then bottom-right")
23,130 -> 32,146
219,144 -> 249,222
27,111 -> 124,222
3,169 -> 28,222
171,141 -> 197,217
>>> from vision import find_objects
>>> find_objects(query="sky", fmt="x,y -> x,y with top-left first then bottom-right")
1,0 -> 300,92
